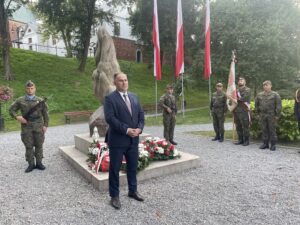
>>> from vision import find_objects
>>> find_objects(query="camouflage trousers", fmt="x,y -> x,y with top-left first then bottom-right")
234,111 -> 250,140
21,123 -> 45,164
163,113 -> 176,142
259,114 -> 278,142
212,111 -> 225,136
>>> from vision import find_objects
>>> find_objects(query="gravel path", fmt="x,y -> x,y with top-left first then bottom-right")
0,123 -> 299,225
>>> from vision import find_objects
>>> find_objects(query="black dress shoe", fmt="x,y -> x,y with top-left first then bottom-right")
110,197 -> 121,209
36,163 -> 46,170
170,140 -> 178,145
25,164 -> 35,173
128,192 -> 144,201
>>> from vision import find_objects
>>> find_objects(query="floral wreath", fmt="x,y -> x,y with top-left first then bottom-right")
0,85 -> 13,102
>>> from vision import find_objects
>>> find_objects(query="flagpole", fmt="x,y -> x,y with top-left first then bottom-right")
155,79 -> 158,118
209,74 -> 211,111
181,73 -> 185,117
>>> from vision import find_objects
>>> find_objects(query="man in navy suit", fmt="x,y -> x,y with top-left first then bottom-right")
104,72 -> 145,209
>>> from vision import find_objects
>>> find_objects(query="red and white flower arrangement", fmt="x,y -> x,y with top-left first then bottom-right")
87,135 -> 180,174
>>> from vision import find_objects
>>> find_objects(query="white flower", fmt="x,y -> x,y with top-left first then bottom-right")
139,150 -> 149,158
153,137 -> 161,141
92,147 -> 99,155
88,147 -> 94,154
173,149 -> 179,157
157,147 -> 164,154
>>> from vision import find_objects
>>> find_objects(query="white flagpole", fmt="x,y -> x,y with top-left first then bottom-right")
209,74 -> 212,116
155,79 -> 158,118
181,73 -> 185,117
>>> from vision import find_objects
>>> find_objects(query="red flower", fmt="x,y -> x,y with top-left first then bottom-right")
96,142 -> 101,148
154,147 -> 158,152
168,145 -> 174,151
164,150 -> 170,156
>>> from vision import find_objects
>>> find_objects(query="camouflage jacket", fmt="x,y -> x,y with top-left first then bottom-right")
210,91 -> 227,114
159,93 -> 177,115
255,91 -> 282,117
235,86 -> 251,113
9,96 -> 49,126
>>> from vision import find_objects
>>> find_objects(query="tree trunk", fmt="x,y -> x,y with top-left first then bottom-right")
61,30 -> 73,58
0,1 -> 14,80
78,0 -> 96,72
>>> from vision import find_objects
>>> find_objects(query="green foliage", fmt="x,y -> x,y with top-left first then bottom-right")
250,99 -> 299,141
208,0 -> 300,93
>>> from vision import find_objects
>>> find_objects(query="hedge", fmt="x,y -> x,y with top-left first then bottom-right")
250,99 -> 300,141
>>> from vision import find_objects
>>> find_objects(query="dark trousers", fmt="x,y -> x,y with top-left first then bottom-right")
298,121 -> 300,133
259,114 -> 278,142
234,112 -> 250,140
163,113 -> 176,141
109,144 -> 138,197
212,112 -> 225,136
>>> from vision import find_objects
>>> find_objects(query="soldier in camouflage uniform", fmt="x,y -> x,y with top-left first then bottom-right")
9,81 -> 49,173
294,88 -> 300,133
159,84 -> 177,145
255,80 -> 281,151
233,77 -> 251,146
210,83 -> 227,142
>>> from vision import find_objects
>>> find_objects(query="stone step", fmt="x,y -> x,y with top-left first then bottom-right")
59,145 -> 200,192
74,132 -> 151,154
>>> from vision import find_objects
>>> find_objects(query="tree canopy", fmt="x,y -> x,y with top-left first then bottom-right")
130,0 -> 300,96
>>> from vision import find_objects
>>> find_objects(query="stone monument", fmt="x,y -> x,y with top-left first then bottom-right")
89,27 -> 121,136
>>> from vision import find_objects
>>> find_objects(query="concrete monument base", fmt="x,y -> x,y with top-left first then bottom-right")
59,133 -> 200,192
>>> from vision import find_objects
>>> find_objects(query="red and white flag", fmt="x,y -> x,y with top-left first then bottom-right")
152,0 -> 161,80
204,0 -> 211,79
226,53 -> 237,112
176,0 -> 184,78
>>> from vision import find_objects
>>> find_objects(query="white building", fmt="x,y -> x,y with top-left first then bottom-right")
11,5 -> 143,61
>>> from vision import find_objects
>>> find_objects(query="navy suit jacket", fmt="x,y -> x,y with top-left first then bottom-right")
104,90 -> 144,147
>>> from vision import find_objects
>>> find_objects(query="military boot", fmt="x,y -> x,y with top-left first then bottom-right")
212,133 -> 219,141
25,162 -> 35,173
234,136 -> 244,145
270,141 -> 276,151
242,137 -> 249,146
259,141 -> 269,149
36,162 -> 46,170
218,134 -> 224,142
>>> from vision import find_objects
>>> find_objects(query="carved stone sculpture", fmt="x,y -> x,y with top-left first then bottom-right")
89,27 -> 121,137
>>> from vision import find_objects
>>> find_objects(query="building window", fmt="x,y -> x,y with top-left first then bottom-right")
28,28 -> 31,33
29,45 -> 32,50
113,22 -> 120,36
28,38 -> 32,44
52,39 -> 56,45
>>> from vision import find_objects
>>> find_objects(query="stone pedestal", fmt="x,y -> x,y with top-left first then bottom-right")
59,133 -> 201,192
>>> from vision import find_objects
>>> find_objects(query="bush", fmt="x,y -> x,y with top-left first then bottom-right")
250,99 -> 299,141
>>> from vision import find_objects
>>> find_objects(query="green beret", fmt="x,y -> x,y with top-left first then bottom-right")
25,80 -> 35,87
